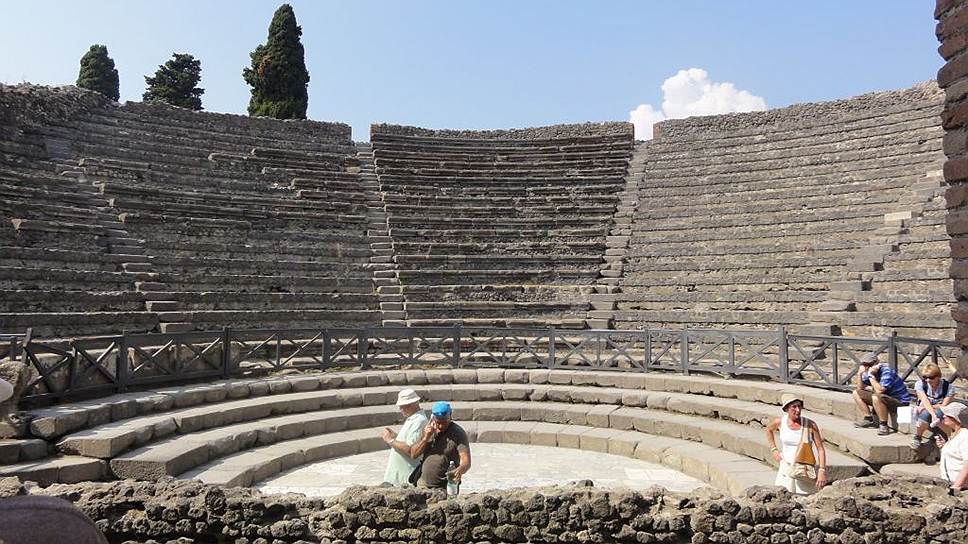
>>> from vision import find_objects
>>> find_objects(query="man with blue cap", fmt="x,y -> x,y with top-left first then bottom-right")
409,400 -> 471,489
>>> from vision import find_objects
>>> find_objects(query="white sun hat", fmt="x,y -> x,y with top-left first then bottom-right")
395,389 -> 421,406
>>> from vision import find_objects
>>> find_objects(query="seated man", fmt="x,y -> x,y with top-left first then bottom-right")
852,352 -> 912,435
381,388 -> 428,486
910,362 -> 956,450
410,401 -> 471,490
935,402 -> 968,490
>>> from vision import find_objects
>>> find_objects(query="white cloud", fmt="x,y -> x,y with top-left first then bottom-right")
629,68 -> 767,140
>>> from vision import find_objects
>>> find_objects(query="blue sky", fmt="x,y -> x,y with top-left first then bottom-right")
0,1 -> 942,140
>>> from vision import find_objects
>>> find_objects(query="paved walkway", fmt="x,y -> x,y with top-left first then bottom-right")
256,444 -> 707,497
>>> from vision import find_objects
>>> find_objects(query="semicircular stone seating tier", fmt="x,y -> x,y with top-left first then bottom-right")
1,367 -> 930,497
607,82 -> 956,341
369,123 -> 635,329
0,84 -> 383,340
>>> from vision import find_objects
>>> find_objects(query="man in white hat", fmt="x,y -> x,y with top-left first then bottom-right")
381,389 -> 428,486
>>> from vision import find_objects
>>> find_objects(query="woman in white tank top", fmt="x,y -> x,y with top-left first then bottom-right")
765,393 -> 829,495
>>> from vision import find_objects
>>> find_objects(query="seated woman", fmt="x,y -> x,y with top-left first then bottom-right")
765,393 -> 828,494
935,403 -> 968,490
910,363 -> 957,449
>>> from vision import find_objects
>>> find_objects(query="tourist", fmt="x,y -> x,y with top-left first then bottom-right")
910,362 -> 957,450
852,352 -> 912,435
410,401 -> 471,489
0,495 -> 108,543
934,402 -> 968,490
381,388 -> 429,486
765,393 -> 828,494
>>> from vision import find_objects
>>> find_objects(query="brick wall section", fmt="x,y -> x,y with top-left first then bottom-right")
938,1 -> 968,363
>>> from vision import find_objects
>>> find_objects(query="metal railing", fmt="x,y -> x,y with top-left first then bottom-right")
4,326 -> 961,404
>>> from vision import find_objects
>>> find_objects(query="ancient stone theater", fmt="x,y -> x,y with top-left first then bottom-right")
0,3 -> 967,543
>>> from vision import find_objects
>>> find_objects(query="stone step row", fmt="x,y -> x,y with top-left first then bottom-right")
647,97 -> 939,145
370,132 -> 631,149
646,111 -> 940,158
647,120 -> 941,169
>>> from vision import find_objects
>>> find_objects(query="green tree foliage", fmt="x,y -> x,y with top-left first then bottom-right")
143,53 -> 204,110
76,44 -> 120,101
243,4 -> 310,119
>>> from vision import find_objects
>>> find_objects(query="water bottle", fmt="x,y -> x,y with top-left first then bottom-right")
446,460 -> 460,496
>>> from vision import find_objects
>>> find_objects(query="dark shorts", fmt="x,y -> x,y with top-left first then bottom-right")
855,388 -> 904,408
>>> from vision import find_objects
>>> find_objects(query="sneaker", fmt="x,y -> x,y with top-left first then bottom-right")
854,418 -> 877,429
877,424 -> 892,436
909,436 -> 922,450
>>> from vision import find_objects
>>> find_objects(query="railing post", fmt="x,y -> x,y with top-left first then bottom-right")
322,329 -> 331,370
18,328 -> 32,364
359,329 -> 369,370
452,325 -> 461,368
547,327 -> 556,370
643,329 -> 651,371
887,330 -> 898,372
221,327 -> 231,378
117,333 -> 129,394
778,326 -> 789,383
680,329 -> 690,376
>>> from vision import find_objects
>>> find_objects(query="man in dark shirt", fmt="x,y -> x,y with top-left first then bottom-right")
410,401 -> 471,488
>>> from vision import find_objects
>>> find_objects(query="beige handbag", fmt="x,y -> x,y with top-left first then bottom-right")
785,417 -> 817,479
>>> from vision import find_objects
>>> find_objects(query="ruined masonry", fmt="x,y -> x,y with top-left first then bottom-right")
0,81 -> 955,340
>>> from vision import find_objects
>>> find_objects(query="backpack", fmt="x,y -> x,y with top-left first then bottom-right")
920,377 -> 950,403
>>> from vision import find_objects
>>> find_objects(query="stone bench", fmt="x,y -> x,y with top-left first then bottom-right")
0,311 -> 158,339
403,301 -> 589,320
396,269 -> 599,285
0,266 -> 139,291
647,107 -> 939,151
610,310 -> 810,328
647,125 -> 941,171
149,255 -> 369,276
147,291 -> 379,311
149,272 -> 373,292
189,422 -> 775,496
22,369 -> 912,466
643,190 -> 900,221
0,289 -> 146,313
101,182 -> 373,212
628,218 -> 880,245
152,309 -> 381,329
139,240 -> 371,261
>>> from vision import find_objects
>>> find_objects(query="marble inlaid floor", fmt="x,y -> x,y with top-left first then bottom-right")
256,444 -> 707,497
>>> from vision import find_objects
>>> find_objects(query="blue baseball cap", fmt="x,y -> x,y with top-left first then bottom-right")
431,401 -> 452,418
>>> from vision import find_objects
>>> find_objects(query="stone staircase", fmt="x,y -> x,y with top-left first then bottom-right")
358,143 -> 407,326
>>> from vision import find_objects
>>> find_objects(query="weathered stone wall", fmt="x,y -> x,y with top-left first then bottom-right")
938,1 -> 968,373
653,82 -> 943,140
0,84 -> 352,144
7,475 -> 965,544
370,121 -> 633,140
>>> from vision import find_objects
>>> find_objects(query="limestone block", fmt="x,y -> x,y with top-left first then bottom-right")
110,440 -> 211,479
546,386 -> 576,403
425,370 -> 453,385
247,381 -> 271,397
529,423 -> 566,447
528,369 -> 551,384
645,392 -> 672,410
451,369 -> 478,384
547,371 -> 573,385
579,428 -> 623,453
632,436 -> 682,464
304,435 -> 361,463
338,391 -> 364,408
55,457 -> 107,484
666,396 -> 716,418
621,391 -> 649,407
363,372 -> 389,387
608,407 -> 646,432
383,371 -> 408,386
477,369 -> 505,384
471,402 -> 524,422
404,370 -> 428,385
503,421 -> 538,444
449,385 -> 480,402
585,405 -> 620,427
528,385 -> 552,401
475,421 -> 507,443
317,374 -> 344,389
606,430 -> 643,457
503,369 -> 530,384
266,380 -> 293,395
477,388 -> 503,401
555,426 -> 589,449
500,385 -> 532,401
289,376 -> 320,392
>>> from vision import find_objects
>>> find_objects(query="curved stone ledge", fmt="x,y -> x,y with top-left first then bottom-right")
371,122 -> 633,141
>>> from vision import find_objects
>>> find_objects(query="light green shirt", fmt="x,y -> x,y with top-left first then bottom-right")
384,409 -> 428,486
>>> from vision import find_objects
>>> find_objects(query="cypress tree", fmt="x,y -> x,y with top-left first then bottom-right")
143,53 -> 204,110
76,44 -> 120,101
243,4 -> 310,119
